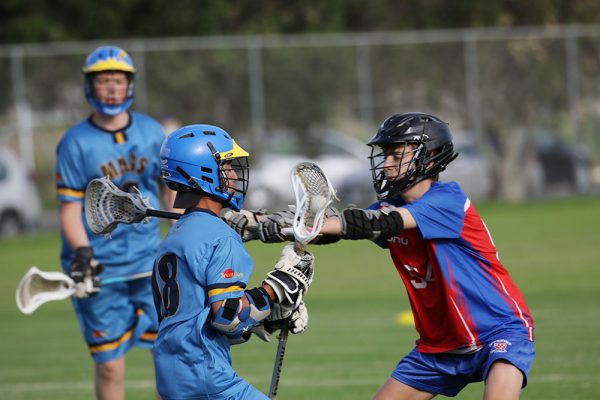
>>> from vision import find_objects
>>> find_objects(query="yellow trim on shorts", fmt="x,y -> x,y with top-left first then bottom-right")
89,329 -> 133,353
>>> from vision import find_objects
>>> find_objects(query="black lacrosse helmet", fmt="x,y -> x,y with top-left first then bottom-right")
368,112 -> 458,200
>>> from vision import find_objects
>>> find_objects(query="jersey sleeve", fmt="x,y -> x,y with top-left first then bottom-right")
205,235 -> 254,304
404,182 -> 468,239
55,135 -> 88,202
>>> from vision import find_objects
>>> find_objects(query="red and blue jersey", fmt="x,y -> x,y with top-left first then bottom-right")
372,181 -> 534,353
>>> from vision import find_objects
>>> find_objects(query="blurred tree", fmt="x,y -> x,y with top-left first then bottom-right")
4,0 -> 600,43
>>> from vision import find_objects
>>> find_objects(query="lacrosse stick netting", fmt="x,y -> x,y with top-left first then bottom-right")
290,162 -> 336,248
85,177 -> 150,235
85,177 -> 180,235
16,267 -> 75,314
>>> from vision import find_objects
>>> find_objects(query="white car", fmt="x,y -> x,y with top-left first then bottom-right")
244,131 -> 371,211
0,146 -> 42,236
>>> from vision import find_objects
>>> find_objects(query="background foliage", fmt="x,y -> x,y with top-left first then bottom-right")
5,1 -> 600,43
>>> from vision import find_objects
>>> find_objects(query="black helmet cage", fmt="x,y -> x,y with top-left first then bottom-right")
219,156 -> 250,203
368,113 -> 458,200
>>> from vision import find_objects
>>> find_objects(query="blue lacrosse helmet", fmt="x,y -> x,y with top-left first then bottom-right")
82,46 -> 136,116
160,124 -> 250,211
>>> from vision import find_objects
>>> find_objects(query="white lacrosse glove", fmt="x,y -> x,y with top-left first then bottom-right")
253,301 -> 310,342
263,243 -> 314,310
69,246 -> 103,298
257,210 -> 295,243
222,209 -> 265,242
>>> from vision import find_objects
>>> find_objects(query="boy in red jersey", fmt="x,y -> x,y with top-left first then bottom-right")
252,112 -> 535,399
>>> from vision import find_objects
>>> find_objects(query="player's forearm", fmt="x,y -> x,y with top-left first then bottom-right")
59,202 -> 90,250
319,216 -> 342,236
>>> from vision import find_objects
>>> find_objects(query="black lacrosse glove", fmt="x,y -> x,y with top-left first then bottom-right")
222,209 -> 265,242
263,243 -> 314,310
69,246 -> 103,298
257,210 -> 295,243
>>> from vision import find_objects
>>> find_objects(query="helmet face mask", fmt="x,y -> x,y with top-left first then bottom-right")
83,46 -> 136,116
160,125 -> 250,211
368,112 -> 458,200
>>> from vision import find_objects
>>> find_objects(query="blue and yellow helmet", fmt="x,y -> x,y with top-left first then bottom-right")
160,124 -> 250,211
83,46 -> 135,116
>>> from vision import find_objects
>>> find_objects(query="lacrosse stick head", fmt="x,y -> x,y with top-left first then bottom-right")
85,176 -> 150,235
16,267 -> 76,314
290,162 -> 335,246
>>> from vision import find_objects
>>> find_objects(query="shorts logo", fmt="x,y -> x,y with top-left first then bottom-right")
93,330 -> 109,339
222,268 -> 243,279
490,339 -> 512,353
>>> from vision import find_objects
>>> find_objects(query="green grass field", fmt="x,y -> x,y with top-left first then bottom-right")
1,197 -> 600,399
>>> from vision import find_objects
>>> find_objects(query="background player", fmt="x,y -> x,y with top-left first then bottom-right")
153,124 -> 312,399
250,112 -> 535,399
55,45 -> 174,400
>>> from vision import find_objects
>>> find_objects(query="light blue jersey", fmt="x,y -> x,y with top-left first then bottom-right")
152,209 -> 267,400
56,111 -> 164,279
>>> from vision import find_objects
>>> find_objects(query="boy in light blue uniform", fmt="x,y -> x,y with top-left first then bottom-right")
153,124 -> 313,399
55,45 -> 173,399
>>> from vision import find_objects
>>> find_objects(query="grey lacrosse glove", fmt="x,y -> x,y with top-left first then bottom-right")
340,207 -> 404,240
264,301 -> 309,335
263,243 -> 314,310
257,210 -> 295,243
69,246 -> 103,298
222,209 -> 265,242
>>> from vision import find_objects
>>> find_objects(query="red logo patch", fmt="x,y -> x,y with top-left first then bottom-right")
93,330 -> 108,338
221,268 -> 243,279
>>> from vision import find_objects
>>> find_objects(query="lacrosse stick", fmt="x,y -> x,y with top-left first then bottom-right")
268,161 -> 335,400
85,176 -> 180,235
15,266 -> 152,314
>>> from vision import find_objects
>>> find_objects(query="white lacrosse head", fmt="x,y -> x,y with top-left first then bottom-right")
15,267 -> 76,314
291,162 -> 335,245
85,176 -> 150,235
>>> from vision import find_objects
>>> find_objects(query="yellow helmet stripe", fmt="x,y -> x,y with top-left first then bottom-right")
219,140 -> 249,160
83,59 -> 136,74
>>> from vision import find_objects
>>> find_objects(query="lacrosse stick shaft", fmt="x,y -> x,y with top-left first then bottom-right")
145,209 -> 181,220
268,324 -> 290,399
102,271 -> 153,285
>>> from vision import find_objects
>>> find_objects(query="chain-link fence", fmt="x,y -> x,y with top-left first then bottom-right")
1,25 -> 600,209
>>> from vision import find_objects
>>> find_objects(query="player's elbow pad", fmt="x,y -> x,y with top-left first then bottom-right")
211,287 -> 273,336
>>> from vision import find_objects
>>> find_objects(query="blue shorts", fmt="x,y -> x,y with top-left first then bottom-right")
72,275 -> 158,363
391,334 -> 535,397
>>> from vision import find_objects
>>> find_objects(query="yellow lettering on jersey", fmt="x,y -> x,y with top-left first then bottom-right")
137,157 -> 148,174
100,153 -> 148,180
101,162 -> 119,180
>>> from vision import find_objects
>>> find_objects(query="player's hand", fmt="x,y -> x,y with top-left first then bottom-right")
69,246 -> 103,298
263,243 -> 314,309
258,210 -> 295,243
222,209 -> 265,242
263,301 -> 309,335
